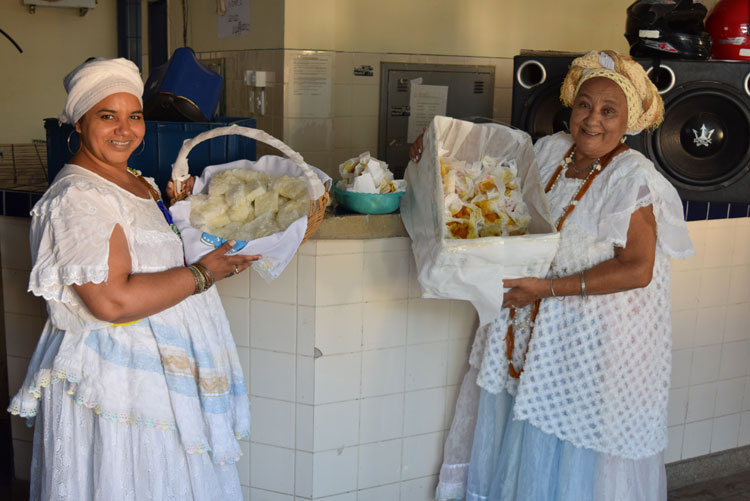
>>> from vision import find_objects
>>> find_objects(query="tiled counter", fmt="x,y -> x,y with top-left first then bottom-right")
3,213 -> 750,500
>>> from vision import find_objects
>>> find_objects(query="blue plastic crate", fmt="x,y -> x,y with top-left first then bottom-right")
44,117 -> 257,194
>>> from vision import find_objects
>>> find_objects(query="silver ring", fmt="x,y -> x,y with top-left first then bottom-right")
234,264 -> 240,275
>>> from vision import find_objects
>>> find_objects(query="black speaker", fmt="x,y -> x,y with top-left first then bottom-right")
511,55 -> 750,204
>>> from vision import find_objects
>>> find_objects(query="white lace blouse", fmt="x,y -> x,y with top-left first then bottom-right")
470,132 -> 694,459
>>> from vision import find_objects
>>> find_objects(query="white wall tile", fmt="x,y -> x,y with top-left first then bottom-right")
357,484 -> 400,501
715,378 -> 746,417
682,419 -> 713,459
362,300 -> 407,350
296,403 -> 314,452
400,475 -> 439,501
698,268 -> 732,308
333,52 -> 354,85
251,300 -> 296,353
283,118 -> 333,150
719,341 -> 750,380
361,347 -> 406,398
408,252 -> 423,299
315,303 -> 363,355
314,400 -> 360,452
216,268 -> 250,298
405,342 -> 448,391
314,493 -> 357,501
665,425 -> 684,463
251,350 -> 296,401
295,451 -> 313,498
315,240 -> 364,256
363,238 -> 410,254
250,397 -> 296,449
744,376 -> 750,412
671,309 -> 697,351
693,306 -> 726,347
362,251 -> 410,302
298,240 -> 317,256
358,439 -> 403,489
237,346 -> 250,387
731,223 -> 750,266
242,485 -> 250,501
448,301 -> 478,340
333,85 -> 352,119
446,338 -> 472,387
312,447 -> 358,498
224,296 -> 251,348
739,412 -> 750,447
686,383 -> 716,422
704,226 -> 736,268
359,393 -> 405,444
12,439 -> 32,481
297,306 -> 316,357
250,443 -> 295,494
670,269 -> 701,310
403,388 -> 446,436
250,488 -> 294,501
668,387 -> 688,426
297,356 -> 315,404
314,353 -> 361,404
710,413 -> 740,453
689,345 -> 721,385
724,303 -> 750,343
297,255 -> 316,306
671,349 -> 693,389
350,85 -> 379,117
401,432 -> 444,480
238,440 -> 251,486
315,253 -> 364,306
251,256 -> 298,304
406,299 -> 451,345
4,312 -> 42,358
728,265 -> 750,304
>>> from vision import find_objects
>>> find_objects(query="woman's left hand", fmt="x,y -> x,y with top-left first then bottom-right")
166,176 -> 195,206
502,277 -> 546,308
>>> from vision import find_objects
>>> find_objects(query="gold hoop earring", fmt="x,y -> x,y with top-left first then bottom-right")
67,130 -> 80,155
133,138 -> 146,156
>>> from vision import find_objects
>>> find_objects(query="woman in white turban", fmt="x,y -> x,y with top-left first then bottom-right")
8,57 -> 260,500
412,50 -> 694,501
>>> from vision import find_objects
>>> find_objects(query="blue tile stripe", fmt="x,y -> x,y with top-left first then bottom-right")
3,188 -> 749,221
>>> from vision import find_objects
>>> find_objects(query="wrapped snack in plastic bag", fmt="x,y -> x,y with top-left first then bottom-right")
337,152 -> 406,194
401,116 -> 559,326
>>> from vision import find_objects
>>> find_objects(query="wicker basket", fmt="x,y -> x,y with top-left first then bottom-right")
171,124 -> 330,244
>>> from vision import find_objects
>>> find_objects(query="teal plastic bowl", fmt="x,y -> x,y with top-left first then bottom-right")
333,183 -> 405,214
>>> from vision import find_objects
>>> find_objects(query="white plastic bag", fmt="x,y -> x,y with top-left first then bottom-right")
169,126 -> 331,282
400,116 -> 559,327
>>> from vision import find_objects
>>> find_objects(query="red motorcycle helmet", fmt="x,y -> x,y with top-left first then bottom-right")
705,0 -> 750,61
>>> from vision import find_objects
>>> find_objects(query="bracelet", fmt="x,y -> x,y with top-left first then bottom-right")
187,264 -> 206,294
192,262 -> 215,290
550,278 -> 564,301
580,270 -> 587,299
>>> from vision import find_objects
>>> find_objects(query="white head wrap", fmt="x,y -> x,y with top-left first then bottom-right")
60,58 -> 144,125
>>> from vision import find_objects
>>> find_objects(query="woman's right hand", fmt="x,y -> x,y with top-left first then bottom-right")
198,240 -> 261,281
409,132 -> 425,163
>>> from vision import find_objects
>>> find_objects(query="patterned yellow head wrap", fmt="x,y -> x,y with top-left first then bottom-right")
560,50 -> 664,134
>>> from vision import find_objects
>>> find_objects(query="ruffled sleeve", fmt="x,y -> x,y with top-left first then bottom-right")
570,149 -> 694,258
28,177 -> 123,305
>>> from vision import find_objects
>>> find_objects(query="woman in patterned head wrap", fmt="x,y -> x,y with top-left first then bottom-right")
7,58 -> 260,499
419,50 -> 694,501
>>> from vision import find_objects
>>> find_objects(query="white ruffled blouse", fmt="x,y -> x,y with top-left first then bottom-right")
470,132 -> 694,460
9,164 -> 250,465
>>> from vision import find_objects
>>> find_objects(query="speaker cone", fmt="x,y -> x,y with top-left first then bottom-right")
520,86 -> 571,142
648,82 -> 750,190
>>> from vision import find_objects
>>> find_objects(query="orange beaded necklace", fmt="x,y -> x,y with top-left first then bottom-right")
505,142 -> 629,378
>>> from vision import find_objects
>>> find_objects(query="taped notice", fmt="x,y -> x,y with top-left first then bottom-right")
218,0 -> 250,38
407,82 -> 448,143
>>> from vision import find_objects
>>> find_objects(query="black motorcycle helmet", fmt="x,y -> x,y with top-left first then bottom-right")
625,0 -> 712,59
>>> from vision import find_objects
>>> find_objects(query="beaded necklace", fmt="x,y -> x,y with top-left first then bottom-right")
505,142 -> 629,379
127,167 -> 182,239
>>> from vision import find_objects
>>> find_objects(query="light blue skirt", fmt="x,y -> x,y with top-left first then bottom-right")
460,388 -> 666,501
